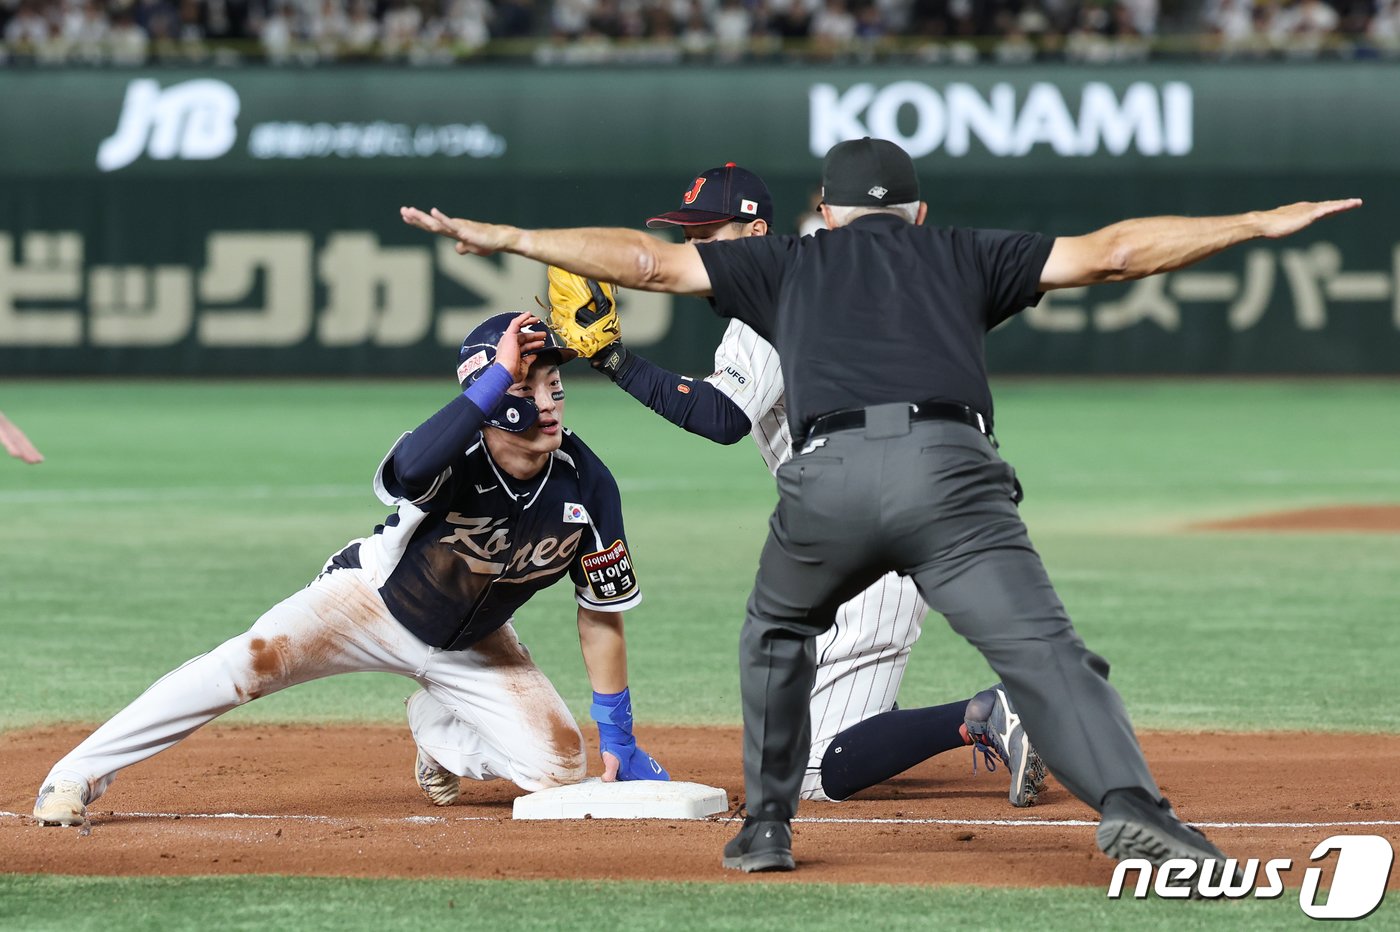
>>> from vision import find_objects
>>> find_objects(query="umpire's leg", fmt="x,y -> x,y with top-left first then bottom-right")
895,423 -> 1161,809
740,444 -> 885,822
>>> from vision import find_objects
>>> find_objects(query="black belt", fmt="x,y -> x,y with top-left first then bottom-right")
805,400 -> 992,443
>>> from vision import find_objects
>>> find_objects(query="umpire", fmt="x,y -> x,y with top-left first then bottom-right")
401,139 -> 1360,876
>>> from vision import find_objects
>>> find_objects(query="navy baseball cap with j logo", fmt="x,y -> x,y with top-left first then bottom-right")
647,162 -> 774,228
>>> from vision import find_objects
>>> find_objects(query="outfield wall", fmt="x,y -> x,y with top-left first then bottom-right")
1,65 -> 1397,375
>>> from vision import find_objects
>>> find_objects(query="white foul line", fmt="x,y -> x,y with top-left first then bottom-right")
792,817 -> 1400,829
0,810 -> 492,824
4,811 -> 1399,830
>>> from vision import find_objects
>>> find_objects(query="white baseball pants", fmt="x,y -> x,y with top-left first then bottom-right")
41,566 -> 584,805
801,572 -> 925,801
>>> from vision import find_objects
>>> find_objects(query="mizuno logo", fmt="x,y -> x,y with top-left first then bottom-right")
997,692 -> 1020,745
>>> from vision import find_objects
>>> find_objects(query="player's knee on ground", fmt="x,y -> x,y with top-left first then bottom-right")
513,717 -> 586,791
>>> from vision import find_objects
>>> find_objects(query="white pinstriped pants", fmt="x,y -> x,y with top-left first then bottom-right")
801,573 -> 924,800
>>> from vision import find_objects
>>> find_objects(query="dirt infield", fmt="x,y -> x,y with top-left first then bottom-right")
1193,505 -> 1400,533
3,725 -> 1398,888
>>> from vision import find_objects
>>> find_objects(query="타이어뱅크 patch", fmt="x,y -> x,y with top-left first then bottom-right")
579,540 -> 636,602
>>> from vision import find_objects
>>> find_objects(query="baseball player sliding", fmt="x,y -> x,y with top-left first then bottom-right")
33,312 -> 667,827
542,163 -> 1044,807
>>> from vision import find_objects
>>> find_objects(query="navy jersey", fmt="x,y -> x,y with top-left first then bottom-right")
329,428 -> 641,651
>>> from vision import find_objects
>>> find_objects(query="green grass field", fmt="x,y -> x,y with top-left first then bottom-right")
2,377 -> 1397,929
0,875 -> 1317,931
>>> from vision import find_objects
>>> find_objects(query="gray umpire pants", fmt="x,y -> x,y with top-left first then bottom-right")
739,404 -> 1161,820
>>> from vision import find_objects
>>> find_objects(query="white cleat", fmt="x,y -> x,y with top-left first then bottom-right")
406,690 -> 460,807
33,779 -> 88,826
414,749 -> 461,807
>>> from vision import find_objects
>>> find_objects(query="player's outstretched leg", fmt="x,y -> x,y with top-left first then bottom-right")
810,700 -> 969,801
32,568 -> 423,826
964,683 -> 1048,807
805,689 -> 1044,805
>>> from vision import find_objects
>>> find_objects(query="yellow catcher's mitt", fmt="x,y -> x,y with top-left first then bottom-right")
543,265 -> 621,359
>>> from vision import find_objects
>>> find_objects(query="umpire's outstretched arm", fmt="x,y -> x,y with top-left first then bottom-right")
401,207 -> 714,294
1038,199 -> 1362,289
401,198 -> 1362,297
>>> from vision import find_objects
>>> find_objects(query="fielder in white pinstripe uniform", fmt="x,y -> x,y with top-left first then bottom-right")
584,164 -> 1046,806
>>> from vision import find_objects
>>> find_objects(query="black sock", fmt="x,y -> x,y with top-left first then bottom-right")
818,699 -> 970,801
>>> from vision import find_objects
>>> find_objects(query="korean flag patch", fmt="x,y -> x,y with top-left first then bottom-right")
580,540 -> 637,602
563,502 -> 589,524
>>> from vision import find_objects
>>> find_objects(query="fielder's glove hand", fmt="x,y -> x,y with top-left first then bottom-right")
592,688 -> 670,782
542,266 -> 621,360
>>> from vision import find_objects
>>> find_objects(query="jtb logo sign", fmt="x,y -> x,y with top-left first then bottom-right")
98,79 -> 241,172
1107,834 -> 1394,919
810,81 -> 1192,159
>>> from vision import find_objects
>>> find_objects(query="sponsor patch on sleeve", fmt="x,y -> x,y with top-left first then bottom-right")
713,363 -> 752,398
579,539 -> 637,603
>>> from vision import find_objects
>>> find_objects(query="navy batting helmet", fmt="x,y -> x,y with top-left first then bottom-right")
455,313 -> 576,433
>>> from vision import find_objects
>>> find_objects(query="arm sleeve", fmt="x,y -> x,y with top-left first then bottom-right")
382,364 -> 512,500
965,229 -> 1057,327
694,235 -> 799,341
612,350 -> 752,445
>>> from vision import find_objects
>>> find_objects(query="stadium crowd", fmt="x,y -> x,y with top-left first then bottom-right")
1,0 -> 1396,63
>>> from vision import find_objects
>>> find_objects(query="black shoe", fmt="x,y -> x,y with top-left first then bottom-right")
721,817 -> 795,873
1097,790 -> 1238,891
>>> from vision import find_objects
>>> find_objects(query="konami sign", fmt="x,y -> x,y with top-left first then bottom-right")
810,81 -> 1193,159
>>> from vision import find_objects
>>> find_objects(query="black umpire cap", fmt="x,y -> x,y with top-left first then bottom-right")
647,163 -> 774,228
821,137 -> 921,207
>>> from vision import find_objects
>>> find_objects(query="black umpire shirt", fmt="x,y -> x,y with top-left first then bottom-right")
695,213 -> 1055,438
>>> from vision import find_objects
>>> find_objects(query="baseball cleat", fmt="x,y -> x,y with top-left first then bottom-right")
1097,789 -> 1241,894
414,748 -> 461,807
405,690 -> 460,807
965,683 -> 1046,808
33,779 -> 88,826
722,817 -> 795,873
